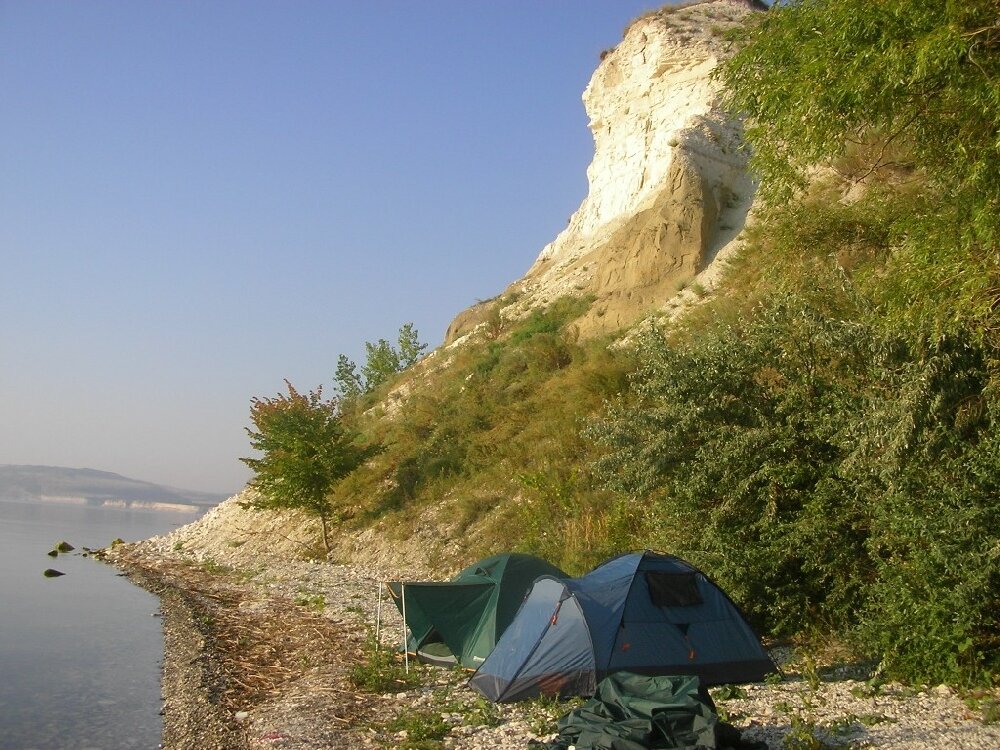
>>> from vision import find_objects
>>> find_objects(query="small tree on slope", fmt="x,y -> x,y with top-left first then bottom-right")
241,381 -> 365,553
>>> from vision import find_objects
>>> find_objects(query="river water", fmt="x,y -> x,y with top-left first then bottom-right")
0,498 -> 204,750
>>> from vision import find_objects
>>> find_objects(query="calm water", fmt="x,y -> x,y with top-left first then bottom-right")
0,498 -> 203,750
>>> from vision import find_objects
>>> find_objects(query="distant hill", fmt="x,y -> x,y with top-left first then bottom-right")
0,465 -> 229,508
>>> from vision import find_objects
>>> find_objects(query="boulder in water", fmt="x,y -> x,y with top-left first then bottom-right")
43,569 -> 66,578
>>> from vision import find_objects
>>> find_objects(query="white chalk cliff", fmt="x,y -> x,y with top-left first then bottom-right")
447,0 -> 760,342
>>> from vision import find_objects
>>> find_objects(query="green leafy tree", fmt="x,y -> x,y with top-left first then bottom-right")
241,381 -> 365,553
397,322 -> 427,368
335,323 -> 428,397
333,354 -> 362,400
588,289 -> 1000,683
721,0 -> 999,208
361,338 -> 402,392
588,299 -> 872,634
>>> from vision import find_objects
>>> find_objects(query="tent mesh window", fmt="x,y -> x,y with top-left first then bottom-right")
645,571 -> 703,607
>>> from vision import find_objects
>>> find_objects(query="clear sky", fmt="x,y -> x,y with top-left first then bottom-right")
1,0 -> 675,495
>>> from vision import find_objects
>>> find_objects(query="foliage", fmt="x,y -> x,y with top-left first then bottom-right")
589,299 -> 874,634
362,338 -> 403,392
382,710 -> 451,750
293,590 -> 326,612
720,0 -> 1000,215
718,0 -> 1000,338
509,295 -> 593,345
333,354 -> 361,400
588,291 -> 1000,684
397,322 -> 427,368
329,296 -> 634,574
334,323 -> 428,399
241,381 -> 367,552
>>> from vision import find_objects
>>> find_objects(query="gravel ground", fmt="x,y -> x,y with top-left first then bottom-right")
103,499 -> 1000,750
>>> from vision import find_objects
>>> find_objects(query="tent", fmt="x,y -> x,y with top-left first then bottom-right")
469,550 -> 776,702
386,552 -> 567,668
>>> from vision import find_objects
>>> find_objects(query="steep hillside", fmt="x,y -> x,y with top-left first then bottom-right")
447,0 -> 757,343
135,0 -> 1000,689
155,0 -> 764,578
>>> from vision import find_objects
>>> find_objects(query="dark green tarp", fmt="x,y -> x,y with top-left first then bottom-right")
387,552 -> 567,668
541,672 -> 764,750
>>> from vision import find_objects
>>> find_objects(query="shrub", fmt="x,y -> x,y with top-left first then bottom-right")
588,294 -> 1000,684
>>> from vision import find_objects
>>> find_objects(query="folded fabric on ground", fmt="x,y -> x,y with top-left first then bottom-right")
539,672 -> 765,750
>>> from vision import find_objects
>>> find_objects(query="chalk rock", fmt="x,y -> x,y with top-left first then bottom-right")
447,0 -> 760,343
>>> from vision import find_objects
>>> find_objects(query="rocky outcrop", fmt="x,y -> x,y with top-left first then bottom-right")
447,0 -> 760,343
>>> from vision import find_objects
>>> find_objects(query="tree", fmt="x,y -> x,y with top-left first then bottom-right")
397,322 -> 428,368
361,339 -> 401,392
721,0 -> 999,205
241,381 -> 365,553
334,323 -> 428,398
333,354 -> 362,401
588,300 -> 872,634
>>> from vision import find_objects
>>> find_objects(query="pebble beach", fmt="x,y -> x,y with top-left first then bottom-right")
104,498 -> 1000,750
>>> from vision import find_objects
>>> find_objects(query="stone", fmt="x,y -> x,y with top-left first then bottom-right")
446,0 -> 757,344
43,568 -> 65,577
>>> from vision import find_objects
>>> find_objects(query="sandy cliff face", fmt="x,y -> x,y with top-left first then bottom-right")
447,0 -> 758,343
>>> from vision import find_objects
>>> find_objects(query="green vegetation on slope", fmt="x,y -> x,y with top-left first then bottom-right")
246,0 -> 1000,687
330,295 -> 640,575
717,0 -> 1000,341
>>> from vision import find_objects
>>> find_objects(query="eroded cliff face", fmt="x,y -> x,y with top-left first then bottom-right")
447,0 -> 758,343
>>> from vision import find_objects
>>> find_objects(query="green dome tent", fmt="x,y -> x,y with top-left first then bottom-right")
386,552 -> 567,668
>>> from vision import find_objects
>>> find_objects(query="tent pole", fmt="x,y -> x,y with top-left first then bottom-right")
375,581 -> 383,650
402,583 -> 409,673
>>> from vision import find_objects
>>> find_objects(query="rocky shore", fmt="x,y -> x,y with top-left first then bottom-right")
105,499 -> 1000,750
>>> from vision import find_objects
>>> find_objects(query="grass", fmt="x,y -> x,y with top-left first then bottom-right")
347,632 -> 423,693
329,295 -> 635,574
963,692 -> 1000,724
382,710 -> 451,750
293,590 -> 326,612
198,558 -> 232,575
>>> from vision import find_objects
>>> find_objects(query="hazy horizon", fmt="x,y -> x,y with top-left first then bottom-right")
2,1 -> 672,495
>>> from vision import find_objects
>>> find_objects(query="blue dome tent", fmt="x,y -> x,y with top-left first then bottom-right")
469,550 -> 775,702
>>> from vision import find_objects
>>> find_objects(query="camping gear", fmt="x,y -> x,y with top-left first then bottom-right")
470,550 -> 775,702
541,672 -> 766,750
386,552 -> 567,668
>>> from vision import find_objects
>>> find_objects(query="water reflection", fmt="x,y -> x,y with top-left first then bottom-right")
0,499 -> 202,750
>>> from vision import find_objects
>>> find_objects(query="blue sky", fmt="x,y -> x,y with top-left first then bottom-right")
1,1 -> 674,495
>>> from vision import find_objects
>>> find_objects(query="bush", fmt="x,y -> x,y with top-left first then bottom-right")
588,294 -> 1000,684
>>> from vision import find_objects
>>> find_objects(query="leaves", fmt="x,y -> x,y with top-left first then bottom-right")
587,289 -> 1000,683
719,0 -> 1000,336
334,323 -> 427,399
241,381 -> 367,550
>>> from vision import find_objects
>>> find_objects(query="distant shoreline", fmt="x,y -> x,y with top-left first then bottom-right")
0,495 -> 207,513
